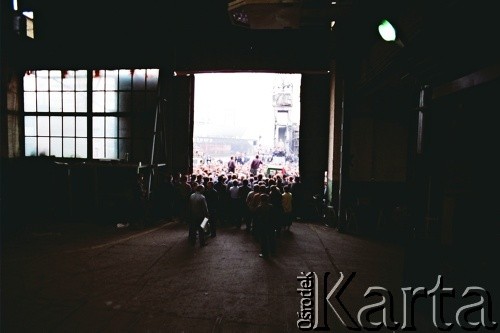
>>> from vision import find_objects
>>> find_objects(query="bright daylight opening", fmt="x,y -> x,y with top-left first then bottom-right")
193,72 -> 301,180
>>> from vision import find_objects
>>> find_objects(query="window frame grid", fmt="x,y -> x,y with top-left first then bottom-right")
23,69 -> 158,160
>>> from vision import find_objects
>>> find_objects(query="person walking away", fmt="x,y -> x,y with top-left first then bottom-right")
282,185 -> 293,231
254,194 -> 276,258
238,178 -> 252,231
214,175 -> 229,226
247,184 -> 263,236
290,176 -> 304,221
269,185 -> 284,236
228,179 -> 241,228
204,181 -> 219,237
227,156 -> 236,173
250,155 -> 263,176
188,184 -> 209,246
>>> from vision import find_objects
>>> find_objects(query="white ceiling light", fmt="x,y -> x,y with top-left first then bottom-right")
378,19 -> 396,41
378,19 -> 405,47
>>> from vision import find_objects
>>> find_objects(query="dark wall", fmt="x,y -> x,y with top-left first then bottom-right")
1,157 -> 72,233
1,157 -> 147,235
349,106 -> 410,183
428,78 -> 500,247
299,74 -> 331,197
162,75 -> 194,175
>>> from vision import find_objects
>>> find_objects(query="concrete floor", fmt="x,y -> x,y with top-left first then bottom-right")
1,218 -> 497,332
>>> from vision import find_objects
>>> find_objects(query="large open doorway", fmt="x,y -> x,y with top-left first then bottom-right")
193,72 -> 301,179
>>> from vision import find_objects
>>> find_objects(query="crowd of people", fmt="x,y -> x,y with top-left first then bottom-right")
192,153 -> 300,181
151,164 -> 306,258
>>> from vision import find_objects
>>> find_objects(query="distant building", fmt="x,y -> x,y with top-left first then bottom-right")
273,77 -> 299,156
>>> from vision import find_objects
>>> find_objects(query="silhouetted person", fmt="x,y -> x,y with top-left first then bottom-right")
254,194 -> 276,258
269,185 -> 284,235
214,175 -> 229,225
247,184 -> 263,235
290,176 -> 304,220
238,179 -> 252,231
174,174 -> 192,223
188,184 -> 209,246
227,156 -> 236,173
228,179 -> 241,228
282,185 -> 293,231
204,181 -> 218,237
250,155 -> 263,176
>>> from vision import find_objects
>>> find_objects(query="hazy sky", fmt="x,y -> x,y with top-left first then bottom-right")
194,73 -> 301,147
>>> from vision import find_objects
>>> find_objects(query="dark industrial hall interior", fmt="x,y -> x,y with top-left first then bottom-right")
1,0 -> 499,332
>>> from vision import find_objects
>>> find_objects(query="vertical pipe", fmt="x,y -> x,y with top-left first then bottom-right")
188,76 -> 195,174
87,69 -> 92,159
327,66 -> 336,205
337,78 -> 345,223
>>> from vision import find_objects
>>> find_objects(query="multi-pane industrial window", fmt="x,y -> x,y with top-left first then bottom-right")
23,69 -> 159,159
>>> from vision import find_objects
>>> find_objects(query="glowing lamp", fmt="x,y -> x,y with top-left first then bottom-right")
378,19 -> 404,47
